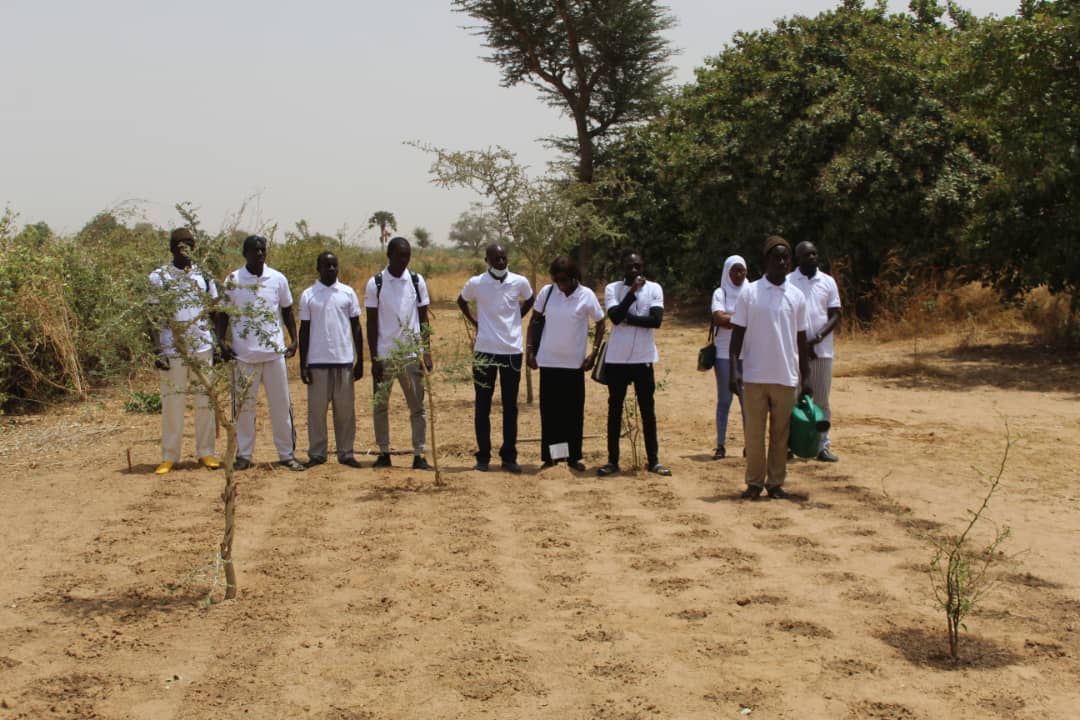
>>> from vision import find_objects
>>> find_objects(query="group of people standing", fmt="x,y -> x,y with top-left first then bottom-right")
151,228 -> 838,497
460,245 -> 671,477
151,230 -> 434,474
710,235 -> 841,499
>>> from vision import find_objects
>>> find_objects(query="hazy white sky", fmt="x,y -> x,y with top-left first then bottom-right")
2,0 -> 1019,246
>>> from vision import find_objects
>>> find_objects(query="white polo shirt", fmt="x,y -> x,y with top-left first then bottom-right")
604,280 -> 663,364
364,268 -> 431,360
223,265 -> 293,363
731,277 -> 810,387
299,280 -> 361,365
710,286 -> 737,355
535,283 -> 605,369
460,271 -> 533,355
788,268 -> 841,359
148,264 -> 218,356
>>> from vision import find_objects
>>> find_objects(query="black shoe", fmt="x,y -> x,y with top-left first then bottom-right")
234,457 -> 253,471
500,461 -> 522,474
412,455 -> 432,470
766,486 -> 789,500
306,456 -> 327,468
740,485 -> 763,500
277,457 -> 306,472
339,457 -> 363,468
713,446 -> 726,460
541,460 -> 556,469
597,463 -> 619,477
568,460 -> 586,471
372,453 -> 392,468
648,463 -> 672,476
816,449 -> 839,463
473,461 -> 490,472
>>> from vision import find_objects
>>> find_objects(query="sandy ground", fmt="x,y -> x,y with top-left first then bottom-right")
1,307 -> 1079,720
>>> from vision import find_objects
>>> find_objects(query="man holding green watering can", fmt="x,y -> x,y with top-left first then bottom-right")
728,236 -> 813,500
789,241 -> 842,462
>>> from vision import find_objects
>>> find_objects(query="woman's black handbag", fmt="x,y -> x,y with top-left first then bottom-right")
528,285 -> 556,353
697,324 -> 717,371
590,340 -> 609,384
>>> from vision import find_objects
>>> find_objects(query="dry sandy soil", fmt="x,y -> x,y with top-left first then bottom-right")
1,307 -> 1078,719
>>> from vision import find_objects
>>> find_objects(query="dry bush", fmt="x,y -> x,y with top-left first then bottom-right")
858,253 -> 1023,344
1024,286 -> 1080,350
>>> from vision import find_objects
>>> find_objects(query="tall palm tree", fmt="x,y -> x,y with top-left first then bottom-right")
367,211 -> 397,250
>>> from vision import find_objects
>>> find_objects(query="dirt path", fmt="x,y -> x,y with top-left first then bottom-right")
1,312 -> 1078,719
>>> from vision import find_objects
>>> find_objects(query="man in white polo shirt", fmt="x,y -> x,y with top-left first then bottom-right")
729,235 -> 812,499
789,241 -> 842,462
365,237 -> 432,470
148,227 -> 220,475
216,235 -> 305,472
299,252 -> 364,469
599,248 -> 671,477
457,243 -> 534,473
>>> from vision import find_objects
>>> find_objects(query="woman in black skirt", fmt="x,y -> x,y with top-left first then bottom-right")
526,256 -> 606,470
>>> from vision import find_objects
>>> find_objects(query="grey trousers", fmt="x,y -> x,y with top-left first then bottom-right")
807,357 -> 833,451
373,361 -> 426,454
307,366 -> 356,462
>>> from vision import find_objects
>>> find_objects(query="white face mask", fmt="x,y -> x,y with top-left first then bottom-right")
489,267 -> 508,279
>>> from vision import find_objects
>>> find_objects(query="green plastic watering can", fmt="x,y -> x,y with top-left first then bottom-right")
790,393 -> 830,459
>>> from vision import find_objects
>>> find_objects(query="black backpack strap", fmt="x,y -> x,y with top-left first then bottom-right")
410,271 -> 421,304
375,271 -> 421,304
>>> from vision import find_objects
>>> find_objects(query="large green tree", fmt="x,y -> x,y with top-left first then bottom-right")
956,0 -> 1079,302
600,1 -> 991,315
453,0 -> 675,275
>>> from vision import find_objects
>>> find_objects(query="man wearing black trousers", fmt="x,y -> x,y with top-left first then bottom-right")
457,244 -> 534,473
598,248 -> 671,477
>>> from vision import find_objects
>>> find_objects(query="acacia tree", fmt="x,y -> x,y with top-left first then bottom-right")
449,204 -> 500,256
367,211 -> 397,250
453,0 -> 675,276
413,226 -> 433,249
148,201 -> 273,601
413,141 -> 619,401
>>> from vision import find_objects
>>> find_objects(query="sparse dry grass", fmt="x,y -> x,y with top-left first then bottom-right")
424,270 -> 476,304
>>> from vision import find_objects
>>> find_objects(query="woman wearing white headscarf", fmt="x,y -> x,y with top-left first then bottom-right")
709,255 -> 748,458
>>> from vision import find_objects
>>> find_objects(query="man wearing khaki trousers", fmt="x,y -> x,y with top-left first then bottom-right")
299,252 -> 364,468
728,235 -> 812,500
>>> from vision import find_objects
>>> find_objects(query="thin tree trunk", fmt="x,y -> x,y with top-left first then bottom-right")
525,268 -> 537,404
573,109 -> 595,284
419,349 -> 444,486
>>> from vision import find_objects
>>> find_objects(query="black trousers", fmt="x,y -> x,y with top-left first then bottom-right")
473,352 -> 522,464
605,362 -> 658,467
539,367 -> 586,463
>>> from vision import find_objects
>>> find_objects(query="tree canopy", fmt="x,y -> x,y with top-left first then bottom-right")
590,0 -> 1078,316
454,0 -> 676,278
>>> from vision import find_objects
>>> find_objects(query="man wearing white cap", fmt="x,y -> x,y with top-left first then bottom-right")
148,227 -> 220,474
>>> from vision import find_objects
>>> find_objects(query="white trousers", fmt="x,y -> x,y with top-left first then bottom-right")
160,349 -> 216,462
235,356 -> 296,462
807,357 -> 833,450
